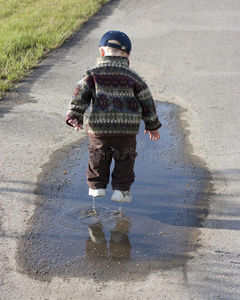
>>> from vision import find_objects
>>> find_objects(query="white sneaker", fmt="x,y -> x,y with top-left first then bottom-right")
111,190 -> 132,203
89,188 -> 106,197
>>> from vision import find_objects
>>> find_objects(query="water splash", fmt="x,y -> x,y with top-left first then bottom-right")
92,197 -> 96,213
59,206 -> 131,230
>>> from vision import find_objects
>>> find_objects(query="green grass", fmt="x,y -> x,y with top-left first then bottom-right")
0,0 -> 110,99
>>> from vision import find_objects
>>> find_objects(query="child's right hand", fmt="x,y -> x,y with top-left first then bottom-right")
144,129 -> 160,141
68,119 -> 83,131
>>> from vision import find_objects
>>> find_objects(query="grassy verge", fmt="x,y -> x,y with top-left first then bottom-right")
0,0 -> 110,99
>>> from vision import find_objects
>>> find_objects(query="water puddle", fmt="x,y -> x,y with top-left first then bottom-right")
17,102 -> 213,281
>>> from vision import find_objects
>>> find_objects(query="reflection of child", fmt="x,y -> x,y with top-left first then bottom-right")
86,219 -> 132,261
66,30 -> 162,202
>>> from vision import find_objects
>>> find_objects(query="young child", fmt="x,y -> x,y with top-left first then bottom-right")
66,30 -> 161,203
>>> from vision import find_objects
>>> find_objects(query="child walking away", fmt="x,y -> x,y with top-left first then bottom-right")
66,30 -> 162,203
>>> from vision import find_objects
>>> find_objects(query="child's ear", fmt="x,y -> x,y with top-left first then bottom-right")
99,47 -> 105,57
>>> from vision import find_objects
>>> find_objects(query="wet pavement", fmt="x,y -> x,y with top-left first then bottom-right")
17,102 -> 213,282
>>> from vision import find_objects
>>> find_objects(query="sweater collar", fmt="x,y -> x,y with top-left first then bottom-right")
96,56 -> 129,67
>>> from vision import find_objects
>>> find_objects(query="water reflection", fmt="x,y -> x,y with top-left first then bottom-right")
86,218 -> 132,261
86,222 -> 108,260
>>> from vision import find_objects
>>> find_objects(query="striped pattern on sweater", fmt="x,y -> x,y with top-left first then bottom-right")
66,56 -> 161,136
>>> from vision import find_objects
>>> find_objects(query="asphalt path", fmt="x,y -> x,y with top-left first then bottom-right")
1,0 -> 240,299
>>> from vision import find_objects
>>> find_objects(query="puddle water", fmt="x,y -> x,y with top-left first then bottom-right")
17,102 -> 213,281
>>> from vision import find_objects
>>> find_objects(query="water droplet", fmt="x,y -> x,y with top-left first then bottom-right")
92,197 -> 96,213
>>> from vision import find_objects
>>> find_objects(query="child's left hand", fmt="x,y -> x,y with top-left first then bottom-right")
144,129 -> 160,141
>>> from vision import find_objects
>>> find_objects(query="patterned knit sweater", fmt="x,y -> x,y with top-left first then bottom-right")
66,56 -> 162,136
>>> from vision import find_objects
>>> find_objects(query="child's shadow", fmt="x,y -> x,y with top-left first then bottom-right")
85,218 -> 132,261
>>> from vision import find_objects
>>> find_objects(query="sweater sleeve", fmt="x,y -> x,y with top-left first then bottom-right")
66,72 -> 93,126
134,80 -> 162,131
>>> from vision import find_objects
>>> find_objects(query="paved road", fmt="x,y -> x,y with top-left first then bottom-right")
1,0 -> 240,299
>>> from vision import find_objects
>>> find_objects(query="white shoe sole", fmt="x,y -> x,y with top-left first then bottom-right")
89,188 -> 106,197
111,190 -> 132,203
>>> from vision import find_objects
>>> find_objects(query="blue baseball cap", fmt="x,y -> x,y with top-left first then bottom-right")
99,30 -> 132,53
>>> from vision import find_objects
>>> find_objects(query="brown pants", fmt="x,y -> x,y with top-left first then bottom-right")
87,135 -> 137,191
